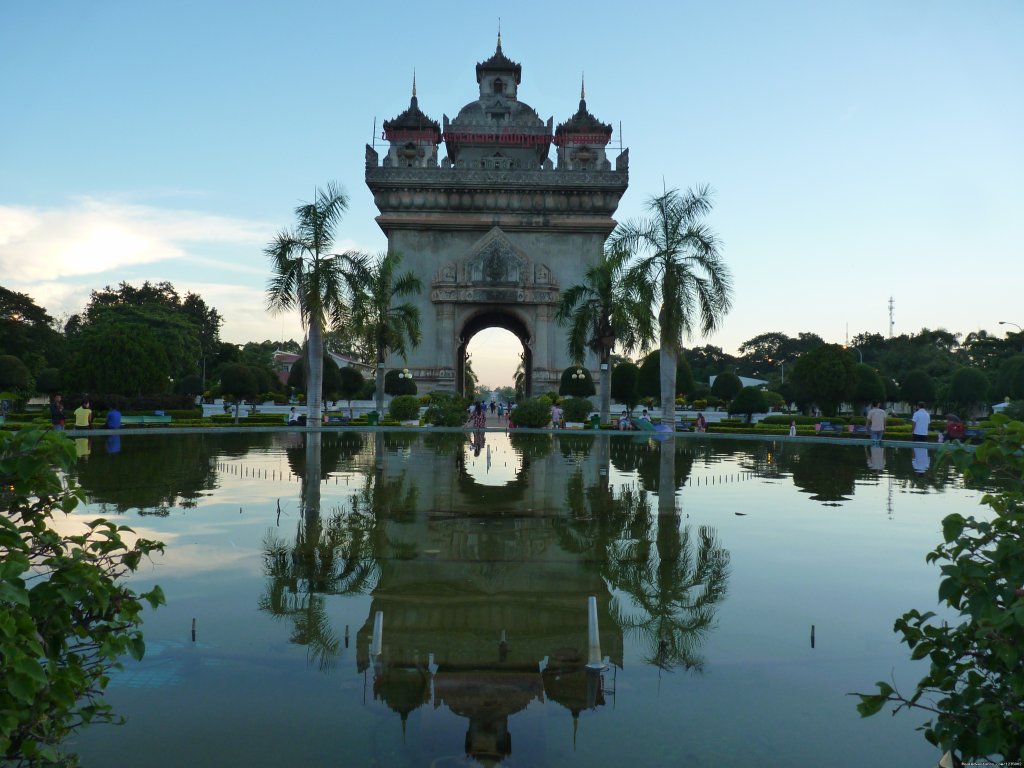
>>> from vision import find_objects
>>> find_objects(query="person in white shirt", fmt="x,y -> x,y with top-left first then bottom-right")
911,403 -> 930,442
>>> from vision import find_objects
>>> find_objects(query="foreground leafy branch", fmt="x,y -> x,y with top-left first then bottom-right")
853,415 -> 1024,764
0,428 -> 165,765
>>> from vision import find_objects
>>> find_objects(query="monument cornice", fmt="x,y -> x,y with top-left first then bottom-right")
365,166 -> 628,192
374,212 -> 618,235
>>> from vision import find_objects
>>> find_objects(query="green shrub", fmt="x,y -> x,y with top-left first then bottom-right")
0,429 -> 164,763
389,394 -> 421,421
561,397 -> 593,423
424,392 -> 469,427
510,397 -> 552,428
855,416 -> 1024,762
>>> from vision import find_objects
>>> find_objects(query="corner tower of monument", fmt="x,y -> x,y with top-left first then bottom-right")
365,39 -> 629,395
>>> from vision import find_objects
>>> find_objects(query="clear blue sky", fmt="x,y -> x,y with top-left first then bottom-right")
2,1 -> 1021,388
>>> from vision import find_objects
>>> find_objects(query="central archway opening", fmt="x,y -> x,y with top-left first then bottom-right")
457,311 -> 531,399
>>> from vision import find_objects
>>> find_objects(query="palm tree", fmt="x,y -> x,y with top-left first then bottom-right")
556,246 -> 647,423
610,186 -> 733,427
350,251 -> 422,415
265,182 -> 364,422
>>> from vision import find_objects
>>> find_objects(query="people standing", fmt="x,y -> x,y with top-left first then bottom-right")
550,401 -> 563,429
74,398 -> 93,430
865,402 -> 887,443
696,413 -> 707,433
49,394 -> 65,431
911,403 -> 930,442
789,420 -> 797,437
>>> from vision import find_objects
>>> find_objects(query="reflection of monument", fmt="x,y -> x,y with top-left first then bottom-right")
355,511 -> 621,762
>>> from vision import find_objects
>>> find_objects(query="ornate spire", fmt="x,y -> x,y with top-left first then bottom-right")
412,69 -> 417,99
581,72 -> 585,101
497,17 -> 502,51
476,33 -> 522,84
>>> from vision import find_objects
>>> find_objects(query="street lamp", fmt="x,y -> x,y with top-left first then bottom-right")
398,368 -> 412,380
1000,321 -> 1023,352
845,345 -> 863,363
571,368 -> 585,380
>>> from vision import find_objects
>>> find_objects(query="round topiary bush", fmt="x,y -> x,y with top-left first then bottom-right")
561,397 -> 593,423
389,394 -> 421,421
510,397 -> 551,428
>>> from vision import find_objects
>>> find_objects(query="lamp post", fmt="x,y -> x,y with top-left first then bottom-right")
845,345 -> 863,363
1001,321 -> 1024,353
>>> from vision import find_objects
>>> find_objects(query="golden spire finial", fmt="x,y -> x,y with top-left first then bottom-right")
412,68 -> 417,98
581,72 -> 586,101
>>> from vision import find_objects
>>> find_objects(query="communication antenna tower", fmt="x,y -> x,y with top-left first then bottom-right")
888,296 -> 895,338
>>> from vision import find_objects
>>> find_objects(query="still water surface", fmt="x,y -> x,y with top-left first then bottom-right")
63,431 -> 978,767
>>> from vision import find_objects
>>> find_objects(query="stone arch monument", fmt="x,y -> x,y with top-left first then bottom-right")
365,38 -> 629,395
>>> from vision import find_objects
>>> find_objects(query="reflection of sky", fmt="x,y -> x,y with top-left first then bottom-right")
65,433 -> 978,767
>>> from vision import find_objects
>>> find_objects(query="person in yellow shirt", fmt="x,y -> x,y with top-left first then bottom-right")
74,399 -> 93,429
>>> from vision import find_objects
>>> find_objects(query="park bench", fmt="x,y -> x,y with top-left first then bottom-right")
675,421 -> 693,432
964,428 -> 986,441
118,414 -> 172,427
816,421 -> 843,435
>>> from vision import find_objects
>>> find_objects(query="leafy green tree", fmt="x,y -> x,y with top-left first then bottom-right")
710,371 -> 742,402
683,344 -> 738,385
855,417 -> 1024,763
791,344 -> 854,416
175,374 -> 203,398
993,355 -> 1024,401
337,367 -> 364,413
900,369 -> 936,405
638,350 -> 695,401
266,182 -> 364,425
850,363 -> 886,413
219,363 -> 259,418
611,361 -> 641,414
34,367 -> 61,395
728,386 -> 768,422
65,321 -> 171,396
558,365 -> 596,398
555,247 -> 645,422
0,287 -> 64,374
610,186 -> 733,427
349,250 -> 422,414
948,367 -> 989,414
289,355 -> 342,400
78,281 -> 218,382
0,355 -> 32,395
0,429 -> 164,764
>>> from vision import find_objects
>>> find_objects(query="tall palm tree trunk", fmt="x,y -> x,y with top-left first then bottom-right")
302,432 -> 322,532
660,343 -> 678,428
375,349 -> 385,416
307,321 -> 325,424
599,348 -> 612,425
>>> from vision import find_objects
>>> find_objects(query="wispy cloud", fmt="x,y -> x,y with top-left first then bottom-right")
0,198 -> 269,282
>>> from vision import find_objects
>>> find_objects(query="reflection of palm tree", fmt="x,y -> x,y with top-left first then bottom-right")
260,507 -> 378,670
259,460 -> 418,670
556,480 -> 729,671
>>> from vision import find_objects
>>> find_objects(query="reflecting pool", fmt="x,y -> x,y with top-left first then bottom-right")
62,431 -> 980,767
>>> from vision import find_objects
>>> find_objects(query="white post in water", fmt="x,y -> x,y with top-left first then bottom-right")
586,595 -> 606,670
371,610 -> 383,657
